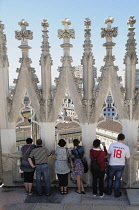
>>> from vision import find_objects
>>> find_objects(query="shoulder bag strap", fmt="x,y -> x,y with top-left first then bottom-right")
22,146 -> 31,159
76,148 -> 84,163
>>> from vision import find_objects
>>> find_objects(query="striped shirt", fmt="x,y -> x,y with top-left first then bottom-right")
29,146 -> 51,165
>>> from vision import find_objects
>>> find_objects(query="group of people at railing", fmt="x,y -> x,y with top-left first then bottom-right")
20,133 -> 130,198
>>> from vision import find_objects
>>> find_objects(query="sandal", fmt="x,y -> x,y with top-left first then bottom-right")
63,190 -> 68,194
75,190 -> 81,194
28,191 -> 33,196
60,191 -> 64,195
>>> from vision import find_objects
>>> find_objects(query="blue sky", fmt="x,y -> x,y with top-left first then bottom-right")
1,0 -> 139,85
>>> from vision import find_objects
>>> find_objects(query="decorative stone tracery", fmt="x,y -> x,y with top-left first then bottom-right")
0,16 -> 139,187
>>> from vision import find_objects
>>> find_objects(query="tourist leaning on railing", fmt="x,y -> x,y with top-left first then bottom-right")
28,139 -> 52,196
20,138 -> 36,196
54,139 -> 71,195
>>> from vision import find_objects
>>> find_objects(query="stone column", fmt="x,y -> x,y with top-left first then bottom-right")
39,122 -> 55,150
81,122 -> 97,186
0,130 -> 2,181
0,20 -> 16,184
1,123 -> 17,186
1,127 -> 16,153
121,119 -> 138,186
122,16 -> 138,187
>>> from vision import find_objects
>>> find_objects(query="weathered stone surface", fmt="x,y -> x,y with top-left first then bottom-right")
94,205 -> 121,210
126,189 -> 139,205
35,204 -> 64,210
64,204 -> 92,210
4,203 -> 36,210
0,16 -> 139,187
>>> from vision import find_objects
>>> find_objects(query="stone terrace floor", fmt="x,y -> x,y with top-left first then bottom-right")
0,186 -> 139,210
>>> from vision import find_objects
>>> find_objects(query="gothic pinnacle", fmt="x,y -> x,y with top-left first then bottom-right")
127,15 -> 136,28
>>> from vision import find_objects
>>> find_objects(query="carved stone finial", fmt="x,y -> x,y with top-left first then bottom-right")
57,18 -> 74,67
41,19 -> 49,45
18,19 -> 29,29
58,28 -> 75,39
62,18 -> 71,29
101,17 -> 117,65
15,19 -> 33,41
58,18 -> 75,39
40,18 -> 52,66
127,16 -> 136,27
84,18 -> 91,28
124,15 -> 138,64
41,19 -> 49,29
15,19 -> 33,66
104,16 -> 114,25
101,16 -> 118,38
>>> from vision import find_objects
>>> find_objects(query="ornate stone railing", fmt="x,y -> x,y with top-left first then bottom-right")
2,152 -> 56,186
2,151 -> 139,188
2,152 -> 23,186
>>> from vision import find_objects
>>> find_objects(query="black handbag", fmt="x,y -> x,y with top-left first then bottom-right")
76,148 -> 88,173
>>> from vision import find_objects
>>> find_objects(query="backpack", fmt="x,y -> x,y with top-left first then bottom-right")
91,151 -> 101,172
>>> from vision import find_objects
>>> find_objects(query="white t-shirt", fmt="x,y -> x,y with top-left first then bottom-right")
108,141 -> 130,166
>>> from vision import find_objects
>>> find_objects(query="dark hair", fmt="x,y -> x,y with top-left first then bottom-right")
73,139 -> 80,147
58,139 -> 66,147
36,139 -> 42,146
26,138 -> 33,144
117,133 -> 125,141
93,139 -> 101,148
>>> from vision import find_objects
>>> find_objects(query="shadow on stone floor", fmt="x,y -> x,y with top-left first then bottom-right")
24,187 -> 129,205
25,187 -> 64,203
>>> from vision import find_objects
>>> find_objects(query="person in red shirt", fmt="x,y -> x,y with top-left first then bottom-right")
90,139 -> 107,198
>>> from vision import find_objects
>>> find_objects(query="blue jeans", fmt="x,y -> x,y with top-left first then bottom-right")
107,165 -> 125,196
36,164 -> 50,195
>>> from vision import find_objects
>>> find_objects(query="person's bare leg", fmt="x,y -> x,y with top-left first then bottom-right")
80,178 -> 85,192
60,186 -> 64,194
24,183 -> 28,193
63,186 -> 67,194
76,175 -> 81,193
28,183 -> 33,195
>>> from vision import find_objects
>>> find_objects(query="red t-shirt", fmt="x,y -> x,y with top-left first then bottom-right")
90,146 -> 107,171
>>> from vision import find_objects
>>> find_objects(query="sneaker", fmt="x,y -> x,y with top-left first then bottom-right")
93,194 -> 97,197
100,194 -> 104,198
